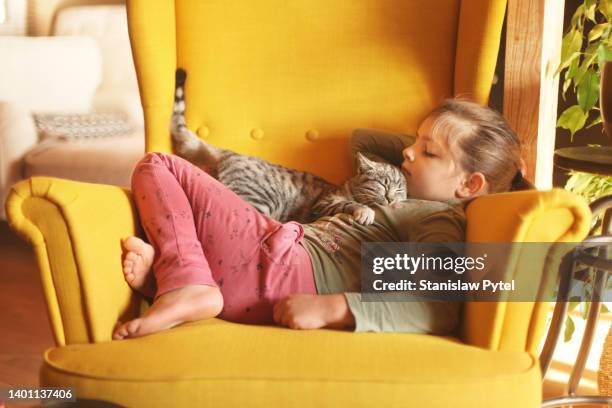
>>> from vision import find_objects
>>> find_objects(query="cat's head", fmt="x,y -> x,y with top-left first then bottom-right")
352,152 -> 407,206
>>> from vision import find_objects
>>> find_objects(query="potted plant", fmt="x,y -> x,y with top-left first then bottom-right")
557,0 -> 612,140
555,0 -> 612,396
557,0 -> 612,233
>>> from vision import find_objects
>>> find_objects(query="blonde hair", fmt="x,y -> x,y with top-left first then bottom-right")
428,98 -> 533,193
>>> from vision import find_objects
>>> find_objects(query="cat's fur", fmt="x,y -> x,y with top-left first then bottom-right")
171,68 -> 406,224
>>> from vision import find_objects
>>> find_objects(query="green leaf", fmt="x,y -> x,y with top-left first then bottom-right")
589,23 -> 608,42
565,173 -> 580,190
603,24 -> 612,48
564,315 -> 576,342
577,69 -> 600,112
571,4 -> 586,28
557,105 -> 589,140
569,54 -> 582,80
556,51 -> 582,78
561,30 -> 584,65
599,0 -> 612,20
597,43 -> 612,68
573,47 -> 599,90
586,0 -> 597,22
602,304 -> 611,314
563,77 -> 573,99
584,41 -> 601,57
569,172 -> 594,191
586,115 -> 604,128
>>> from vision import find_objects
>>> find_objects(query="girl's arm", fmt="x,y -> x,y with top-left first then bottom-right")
343,292 -> 460,333
273,292 -> 460,334
324,294 -> 356,330
350,128 -> 416,168
272,293 -> 355,330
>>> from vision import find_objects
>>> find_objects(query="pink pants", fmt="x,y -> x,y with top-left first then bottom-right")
131,152 -> 318,325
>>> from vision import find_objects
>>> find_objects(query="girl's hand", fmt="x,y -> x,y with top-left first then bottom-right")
272,294 -> 355,330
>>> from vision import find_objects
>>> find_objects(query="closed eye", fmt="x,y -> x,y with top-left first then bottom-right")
424,151 -> 436,158
374,180 -> 386,189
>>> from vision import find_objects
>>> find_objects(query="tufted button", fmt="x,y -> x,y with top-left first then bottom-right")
250,128 -> 264,140
197,126 -> 210,138
305,129 -> 319,142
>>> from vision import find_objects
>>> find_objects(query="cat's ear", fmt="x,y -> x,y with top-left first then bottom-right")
356,152 -> 377,174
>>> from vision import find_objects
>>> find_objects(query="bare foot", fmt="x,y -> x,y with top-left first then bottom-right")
122,236 -> 156,298
112,285 -> 223,340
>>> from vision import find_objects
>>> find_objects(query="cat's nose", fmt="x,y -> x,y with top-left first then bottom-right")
386,191 -> 396,203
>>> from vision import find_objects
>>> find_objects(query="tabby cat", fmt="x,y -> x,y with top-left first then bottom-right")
171,68 -> 406,225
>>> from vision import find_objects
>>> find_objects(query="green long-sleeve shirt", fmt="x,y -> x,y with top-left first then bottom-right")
300,129 -> 466,333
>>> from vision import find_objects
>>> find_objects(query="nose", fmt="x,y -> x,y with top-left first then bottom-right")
403,147 -> 414,162
386,190 -> 396,203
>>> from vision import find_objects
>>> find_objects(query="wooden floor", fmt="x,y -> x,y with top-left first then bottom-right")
0,220 -> 54,389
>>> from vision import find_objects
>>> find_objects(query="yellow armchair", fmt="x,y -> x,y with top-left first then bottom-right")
5,1 -> 593,406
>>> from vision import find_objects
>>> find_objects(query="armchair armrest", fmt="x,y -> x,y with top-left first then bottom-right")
0,101 -> 38,220
5,176 -> 144,345
461,188 -> 592,354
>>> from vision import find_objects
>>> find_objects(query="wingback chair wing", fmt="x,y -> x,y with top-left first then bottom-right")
5,1 -> 593,407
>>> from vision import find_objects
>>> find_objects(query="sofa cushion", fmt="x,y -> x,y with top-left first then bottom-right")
40,318 -> 541,407
0,36 -> 101,112
33,112 -> 137,142
24,132 -> 144,188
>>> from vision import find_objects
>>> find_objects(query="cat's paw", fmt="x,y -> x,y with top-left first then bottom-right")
352,207 -> 375,225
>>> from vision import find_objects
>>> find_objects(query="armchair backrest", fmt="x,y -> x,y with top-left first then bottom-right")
127,0 -> 506,183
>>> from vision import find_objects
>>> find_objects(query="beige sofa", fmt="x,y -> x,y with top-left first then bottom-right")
0,5 -> 144,220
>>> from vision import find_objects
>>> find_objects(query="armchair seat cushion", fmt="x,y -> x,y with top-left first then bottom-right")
23,132 -> 144,188
41,318 -> 540,407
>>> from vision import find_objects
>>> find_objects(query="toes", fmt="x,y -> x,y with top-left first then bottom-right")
112,320 -> 142,340
126,252 -> 140,263
123,262 -> 134,277
125,319 -> 142,337
112,322 -> 128,340
123,236 -> 144,252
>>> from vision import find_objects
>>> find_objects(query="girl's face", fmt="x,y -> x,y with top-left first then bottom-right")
401,115 -> 485,201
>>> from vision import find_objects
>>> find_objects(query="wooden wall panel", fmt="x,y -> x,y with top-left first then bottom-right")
504,0 -> 565,189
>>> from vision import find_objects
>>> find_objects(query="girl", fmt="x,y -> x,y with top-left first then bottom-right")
112,98 -> 531,340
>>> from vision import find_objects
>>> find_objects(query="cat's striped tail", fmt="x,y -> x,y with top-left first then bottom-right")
172,68 -> 188,134
170,68 -> 225,166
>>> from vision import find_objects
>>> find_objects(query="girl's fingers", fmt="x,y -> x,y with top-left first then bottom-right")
272,302 -> 281,324
278,306 -> 290,328
273,300 -> 287,325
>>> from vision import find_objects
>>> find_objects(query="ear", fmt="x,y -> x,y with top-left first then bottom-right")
455,172 -> 488,198
356,152 -> 376,174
